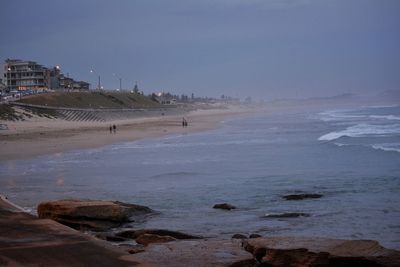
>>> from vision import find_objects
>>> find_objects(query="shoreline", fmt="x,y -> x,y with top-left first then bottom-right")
2,99 -> 390,162
0,106 -> 254,161
0,107 -> 254,162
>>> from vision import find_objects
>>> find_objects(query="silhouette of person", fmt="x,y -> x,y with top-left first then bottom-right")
113,124 -> 116,133
109,125 -> 112,134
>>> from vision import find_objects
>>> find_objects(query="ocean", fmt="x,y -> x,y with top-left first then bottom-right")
1,104 -> 399,249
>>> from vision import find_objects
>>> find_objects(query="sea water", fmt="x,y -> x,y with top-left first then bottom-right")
1,105 -> 399,249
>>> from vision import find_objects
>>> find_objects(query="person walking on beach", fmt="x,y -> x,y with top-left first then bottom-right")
113,124 -> 116,134
182,118 -> 188,128
109,125 -> 112,134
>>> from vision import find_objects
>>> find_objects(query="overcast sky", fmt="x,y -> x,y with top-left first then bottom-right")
1,0 -> 399,99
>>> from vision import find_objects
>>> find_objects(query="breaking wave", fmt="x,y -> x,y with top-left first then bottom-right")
318,124 -> 400,141
369,115 -> 400,121
371,143 -> 400,153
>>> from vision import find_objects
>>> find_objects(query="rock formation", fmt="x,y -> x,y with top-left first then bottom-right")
128,237 -> 400,267
243,237 -> 400,267
37,199 -> 153,231
116,229 -> 202,240
129,239 -> 252,267
232,234 -> 248,239
213,203 -> 237,210
136,234 -> 177,246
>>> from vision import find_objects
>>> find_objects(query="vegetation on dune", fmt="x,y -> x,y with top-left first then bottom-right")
0,104 -> 24,121
0,104 -> 58,121
17,92 -> 161,109
26,107 -> 58,119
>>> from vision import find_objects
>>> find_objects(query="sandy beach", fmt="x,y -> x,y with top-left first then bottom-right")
0,106 -> 252,161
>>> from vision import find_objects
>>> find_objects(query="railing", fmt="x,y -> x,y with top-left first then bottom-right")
6,101 -> 190,122
9,101 -> 179,112
5,69 -> 44,73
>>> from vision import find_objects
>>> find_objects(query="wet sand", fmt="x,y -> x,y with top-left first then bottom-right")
0,106 -> 252,161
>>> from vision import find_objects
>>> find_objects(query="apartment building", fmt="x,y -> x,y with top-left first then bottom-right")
3,59 -> 90,92
3,59 -> 50,91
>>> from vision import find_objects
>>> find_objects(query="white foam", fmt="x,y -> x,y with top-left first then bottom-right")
318,110 -> 365,122
370,115 -> 400,121
367,104 -> 400,109
111,138 -> 284,150
334,143 -> 351,147
371,143 -> 400,153
319,123 -> 400,141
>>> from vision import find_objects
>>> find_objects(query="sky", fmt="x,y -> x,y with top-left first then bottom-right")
1,0 -> 399,100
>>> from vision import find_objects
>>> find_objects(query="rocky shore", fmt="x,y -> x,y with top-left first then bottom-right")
37,199 -> 153,231
1,197 -> 399,267
0,196 -> 139,266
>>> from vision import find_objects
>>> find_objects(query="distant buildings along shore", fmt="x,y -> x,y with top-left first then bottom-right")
1,59 -> 89,93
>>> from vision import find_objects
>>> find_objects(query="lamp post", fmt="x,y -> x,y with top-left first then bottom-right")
7,66 -> 11,92
90,69 -> 101,90
112,73 -> 122,91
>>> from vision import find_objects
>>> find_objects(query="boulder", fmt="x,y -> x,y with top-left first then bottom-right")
243,237 -> 400,267
213,203 -> 237,210
249,234 -> 262,239
37,199 -> 153,231
117,229 -> 202,240
232,234 -> 248,239
282,193 -> 323,201
136,234 -> 177,246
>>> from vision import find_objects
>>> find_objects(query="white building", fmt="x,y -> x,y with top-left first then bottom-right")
2,59 -> 90,92
3,59 -> 50,91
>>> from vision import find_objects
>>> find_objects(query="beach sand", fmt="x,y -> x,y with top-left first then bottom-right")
0,106 -> 251,161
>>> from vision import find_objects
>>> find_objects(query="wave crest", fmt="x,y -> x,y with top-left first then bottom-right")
371,143 -> 400,153
318,124 -> 400,141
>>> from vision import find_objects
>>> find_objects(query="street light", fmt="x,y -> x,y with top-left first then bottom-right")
6,66 -> 11,91
112,73 -> 122,91
90,69 -> 101,90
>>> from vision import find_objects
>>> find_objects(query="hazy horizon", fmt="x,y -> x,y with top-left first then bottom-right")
1,0 -> 399,100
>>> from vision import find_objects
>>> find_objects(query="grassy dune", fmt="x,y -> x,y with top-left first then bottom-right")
17,91 -> 161,109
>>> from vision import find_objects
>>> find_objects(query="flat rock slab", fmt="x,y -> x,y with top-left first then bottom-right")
136,234 -> 177,246
0,199 -> 140,266
117,229 -> 202,240
129,239 -> 254,267
129,237 -> 400,267
38,199 -> 153,231
244,237 -> 400,267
